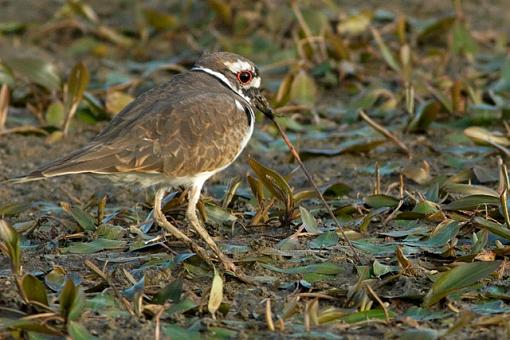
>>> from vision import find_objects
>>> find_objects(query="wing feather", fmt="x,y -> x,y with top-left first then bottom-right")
14,73 -> 251,184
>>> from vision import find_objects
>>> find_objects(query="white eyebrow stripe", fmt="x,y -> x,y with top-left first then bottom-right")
224,60 -> 253,73
191,66 -> 234,91
191,66 -> 251,103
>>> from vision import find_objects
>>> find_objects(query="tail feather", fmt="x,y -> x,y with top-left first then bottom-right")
3,163 -> 103,185
2,172 -> 46,185
3,143 -> 110,185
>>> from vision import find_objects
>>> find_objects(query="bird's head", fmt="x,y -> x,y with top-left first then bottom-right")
192,52 -> 274,119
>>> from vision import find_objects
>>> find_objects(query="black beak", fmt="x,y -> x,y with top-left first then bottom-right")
252,90 -> 275,120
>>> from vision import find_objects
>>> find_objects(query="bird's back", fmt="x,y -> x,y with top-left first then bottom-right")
10,71 -> 253,186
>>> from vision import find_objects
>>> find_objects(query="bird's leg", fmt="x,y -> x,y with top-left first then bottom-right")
186,184 -> 237,273
153,187 -> 213,267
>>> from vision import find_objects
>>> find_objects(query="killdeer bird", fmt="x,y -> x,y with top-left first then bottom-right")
9,52 -> 274,274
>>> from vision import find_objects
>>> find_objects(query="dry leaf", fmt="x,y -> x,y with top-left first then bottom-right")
207,266 -> 223,318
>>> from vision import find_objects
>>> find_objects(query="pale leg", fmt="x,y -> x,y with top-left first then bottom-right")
153,187 -> 212,266
187,183 -> 237,273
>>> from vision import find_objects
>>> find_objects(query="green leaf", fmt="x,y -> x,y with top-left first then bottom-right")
275,73 -> 294,106
204,203 -> 237,225
62,238 -> 126,254
302,139 -> 386,158
208,0 -> 232,25
86,293 -> 126,318
407,100 -> 441,133
400,328 -> 439,340
123,275 -> 145,301
427,85 -> 453,113
45,101 -> 65,127
416,16 -> 456,43
0,318 -> 62,335
276,235 -> 300,251
65,62 -> 89,111
61,203 -> 96,231
443,195 -> 500,210
247,175 -> 265,205
261,262 -> 343,275
22,274 -> 49,306
403,306 -> 452,321
207,327 -> 238,339
323,182 -> 352,198
413,200 -> 439,215
303,272 -> 336,283
289,70 -> 317,106
423,261 -> 501,307
299,206 -> 320,233
293,189 -> 318,203
63,62 -> 89,131
60,279 -> 85,320
473,217 -> 510,240
143,9 -> 178,30
443,183 -> 499,197
337,11 -> 371,34
165,298 -> 197,316
404,221 -> 460,250
492,57 -> 510,92
452,21 -> 478,55
364,194 -> 400,208
470,229 -> 489,255
105,90 -> 133,115
67,321 -> 100,340
0,219 -> 19,246
352,240 -> 397,255
248,158 -> 293,207
0,62 -> 15,87
45,267 -> 67,292
371,28 -> 400,72
152,278 -> 183,304
96,224 -> 125,240
372,260 -> 397,277
0,220 -> 21,275
0,202 -> 30,217
6,57 -> 61,91
163,324 -> 201,340
470,300 -> 510,315
464,127 -> 510,147
309,231 -> 339,249
341,309 -> 394,323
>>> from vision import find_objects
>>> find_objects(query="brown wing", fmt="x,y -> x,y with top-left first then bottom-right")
28,90 -> 250,181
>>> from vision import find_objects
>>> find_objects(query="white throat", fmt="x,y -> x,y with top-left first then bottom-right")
192,66 -> 251,103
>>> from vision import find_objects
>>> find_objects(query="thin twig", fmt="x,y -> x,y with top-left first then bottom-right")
297,292 -> 337,300
154,305 -> 165,340
0,84 -> 9,131
265,298 -> 275,331
290,0 -> 324,63
84,259 -> 109,281
359,110 -> 411,157
271,118 -> 362,265
365,283 -> 390,322
374,162 -> 381,194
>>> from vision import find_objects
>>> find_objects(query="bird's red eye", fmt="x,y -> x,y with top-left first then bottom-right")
237,71 -> 253,84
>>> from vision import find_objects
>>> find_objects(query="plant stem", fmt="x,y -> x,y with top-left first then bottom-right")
270,118 -> 363,265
